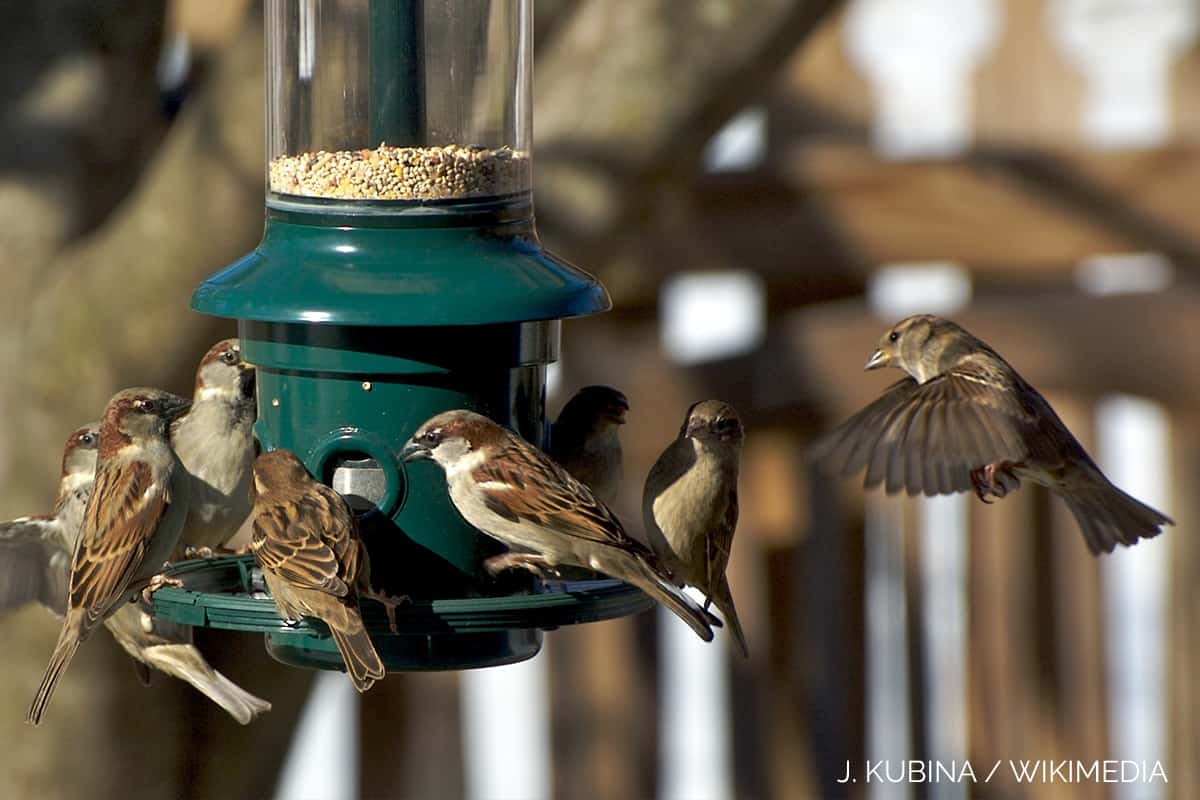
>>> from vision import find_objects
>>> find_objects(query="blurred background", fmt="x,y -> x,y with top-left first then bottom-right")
0,0 -> 1197,798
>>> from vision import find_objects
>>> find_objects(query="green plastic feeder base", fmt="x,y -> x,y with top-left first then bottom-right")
151,556 -> 655,672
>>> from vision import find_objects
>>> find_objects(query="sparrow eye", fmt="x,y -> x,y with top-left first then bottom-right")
81,433 -> 96,446
221,349 -> 239,365
888,332 -> 899,343
134,399 -> 155,413
419,428 -> 443,445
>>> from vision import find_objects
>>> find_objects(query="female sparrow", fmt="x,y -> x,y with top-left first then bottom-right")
173,338 -> 257,556
401,409 -> 721,643
644,400 -> 748,657
27,388 -> 192,725
549,386 -> 629,506
245,449 -> 384,692
815,314 -> 1172,554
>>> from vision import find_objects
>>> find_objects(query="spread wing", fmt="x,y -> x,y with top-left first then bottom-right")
473,437 -> 651,558
69,460 -> 169,623
0,516 -> 71,616
250,488 -> 359,597
815,361 -> 1055,497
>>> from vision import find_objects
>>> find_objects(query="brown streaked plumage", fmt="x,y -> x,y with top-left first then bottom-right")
5,422 -> 269,724
247,449 -> 384,692
549,386 -> 629,506
815,314 -> 1173,554
27,388 -> 192,725
644,400 -> 748,657
172,338 -> 257,555
401,409 -> 721,643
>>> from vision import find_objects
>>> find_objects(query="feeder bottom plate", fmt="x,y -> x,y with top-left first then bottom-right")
266,627 -> 542,672
150,555 -> 653,672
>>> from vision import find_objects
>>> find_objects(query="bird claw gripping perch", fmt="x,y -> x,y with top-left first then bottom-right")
140,573 -> 185,608
361,587 -> 411,635
970,462 -> 1022,504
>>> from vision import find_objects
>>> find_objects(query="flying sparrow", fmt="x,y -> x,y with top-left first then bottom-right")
400,409 -> 721,643
27,387 -> 192,725
644,400 -> 749,658
549,386 -> 629,506
0,423 -> 98,616
815,314 -> 1173,554
245,449 -> 385,692
172,338 -> 257,556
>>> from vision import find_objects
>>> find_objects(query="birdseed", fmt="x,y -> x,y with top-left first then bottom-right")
268,143 -> 530,201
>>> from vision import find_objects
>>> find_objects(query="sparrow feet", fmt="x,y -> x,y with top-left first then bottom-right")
483,552 -> 554,578
970,462 -> 1021,504
140,573 -> 185,607
362,588 -> 411,635
183,545 -> 216,560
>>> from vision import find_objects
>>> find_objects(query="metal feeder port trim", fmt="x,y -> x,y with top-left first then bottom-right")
150,556 -> 654,672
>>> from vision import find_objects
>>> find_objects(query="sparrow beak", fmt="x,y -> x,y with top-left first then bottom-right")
164,396 -> 193,421
399,439 -> 430,463
864,349 -> 889,371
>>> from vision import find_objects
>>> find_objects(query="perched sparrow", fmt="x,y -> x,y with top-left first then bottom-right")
172,338 -> 257,556
4,423 -> 270,724
401,410 -> 720,643
245,449 -> 384,692
644,401 -> 748,658
0,424 -> 99,616
104,606 -> 271,725
27,388 -> 192,725
815,314 -> 1173,554
549,386 -> 629,506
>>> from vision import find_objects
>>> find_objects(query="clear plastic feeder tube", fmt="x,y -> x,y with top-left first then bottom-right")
266,0 -> 532,206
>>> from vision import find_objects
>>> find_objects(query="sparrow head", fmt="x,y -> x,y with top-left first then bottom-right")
195,338 -> 256,404
556,386 -> 629,430
61,423 -> 100,480
682,400 -> 744,446
100,388 -> 192,456
400,409 -> 506,471
250,448 -> 313,497
865,314 -> 978,384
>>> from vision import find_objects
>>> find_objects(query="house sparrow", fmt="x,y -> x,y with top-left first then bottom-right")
644,400 -> 748,658
0,424 -> 98,616
815,314 -> 1173,554
104,606 -> 272,725
4,423 -> 270,724
400,410 -> 721,643
27,387 -> 192,725
245,449 -> 384,692
549,386 -> 629,506
172,338 -> 256,556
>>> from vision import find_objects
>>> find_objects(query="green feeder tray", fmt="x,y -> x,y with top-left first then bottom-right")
151,556 -> 654,672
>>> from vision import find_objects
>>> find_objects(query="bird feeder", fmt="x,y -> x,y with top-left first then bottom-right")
153,0 -> 651,671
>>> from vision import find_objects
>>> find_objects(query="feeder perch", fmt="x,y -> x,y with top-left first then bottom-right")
151,0 -> 652,671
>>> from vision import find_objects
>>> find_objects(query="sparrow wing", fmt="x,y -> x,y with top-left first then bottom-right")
0,516 -> 71,616
706,485 -> 738,589
69,460 -> 168,623
816,362 -> 1043,496
474,439 -> 651,557
250,491 -> 354,597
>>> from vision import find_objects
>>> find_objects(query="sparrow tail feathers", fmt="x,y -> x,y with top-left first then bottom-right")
140,643 -> 272,725
27,626 -> 82,725
711,575 -> 749,658
329,619 -> 385,692
1062,481 -> 1172,555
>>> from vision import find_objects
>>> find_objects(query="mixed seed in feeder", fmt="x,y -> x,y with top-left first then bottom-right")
268,143 -> 531,201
